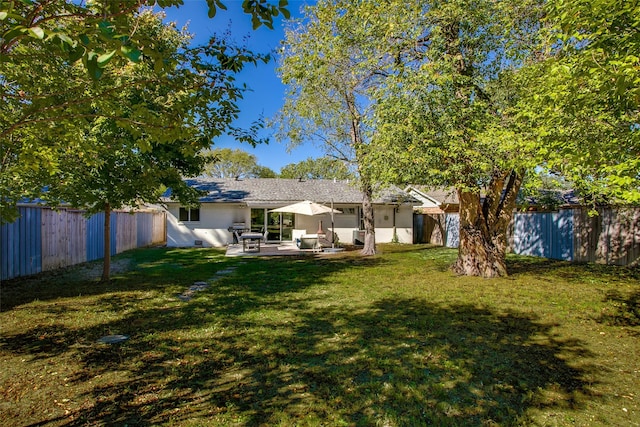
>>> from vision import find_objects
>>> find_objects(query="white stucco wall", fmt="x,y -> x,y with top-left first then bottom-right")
165,202 -> 414,247
165,203 -> 250,247
373,205 -> 414,244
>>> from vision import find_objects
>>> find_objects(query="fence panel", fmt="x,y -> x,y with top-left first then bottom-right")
441,207 -> 637,265
552,210 -> 574,260
1,207 -> 42,280
135,212 -> 166,247
68,210 -> 87,267
116,212 -> 137,253
86,212 -> 104,262
413,214 -> 424,244
137,213 -> 152,247
512,213 -> 548,258
511,210 -> 574,261
152,211 -> 166,245
41,209 -> 87,271
574,208 -> 640,265
413,214 -> 447,245
445,213 -> 460,248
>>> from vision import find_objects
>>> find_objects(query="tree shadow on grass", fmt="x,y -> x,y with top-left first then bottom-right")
1,255 -> 601,426
506,254 -> 640,282
597,289 -> 640,335
254,299 -> 598,426
0,248 -> 232,312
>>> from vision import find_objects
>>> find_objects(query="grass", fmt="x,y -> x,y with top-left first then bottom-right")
1,244 -> 638,426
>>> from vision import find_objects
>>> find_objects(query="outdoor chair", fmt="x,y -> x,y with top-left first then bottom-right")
298,235 -> 321,252
319,230 -> 336,248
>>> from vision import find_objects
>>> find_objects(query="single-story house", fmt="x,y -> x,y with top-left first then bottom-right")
405,186 -> 459,214
162,178 -> 418,247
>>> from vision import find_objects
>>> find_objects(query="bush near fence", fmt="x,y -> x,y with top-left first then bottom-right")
1,206 -> 166,281
415,207 -> 640,266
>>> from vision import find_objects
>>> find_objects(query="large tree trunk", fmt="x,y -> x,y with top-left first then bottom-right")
452,169 -> 523,277
361,180 -> 376,255
344,90 -> 376,256
102,202 -> 111,282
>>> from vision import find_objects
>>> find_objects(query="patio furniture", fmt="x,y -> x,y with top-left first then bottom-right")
297,234 -> 322,252
240,232 -> 264,253
228,223 -> 249,244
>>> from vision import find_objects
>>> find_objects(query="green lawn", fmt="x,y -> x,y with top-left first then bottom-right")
1,245 -> 638,426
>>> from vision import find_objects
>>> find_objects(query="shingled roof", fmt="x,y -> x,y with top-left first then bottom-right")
162,178 -> 417,205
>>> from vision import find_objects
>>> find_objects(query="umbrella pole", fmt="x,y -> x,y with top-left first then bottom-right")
331,199 -> 335,248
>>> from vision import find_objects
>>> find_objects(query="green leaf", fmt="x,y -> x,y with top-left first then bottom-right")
86,57 -> 103,80
154,58 -> 165,73
56,33 -> 74,46
86,51 -> 98,62
68,45 -> 85,62
97,49 -> 117,68
3,26 -> 27,42
120,45 -> 141,62
98,21 -> 115,39
27,26 -> 45,39
0,11 -> 8,20
80,34 -> 90,46
252,15 -> 260,30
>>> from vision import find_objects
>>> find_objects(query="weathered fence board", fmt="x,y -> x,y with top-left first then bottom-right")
510,210 -> 574,261
86,212 -> 104,262
1,207 -> 166,280
0,207 -> 41,280
413,214 -> 447,246
574,208 -> 640,265
116,212 -> 137,254
445,214 -> 460,248
41,209 -> 87,270
152,211 -> 166,245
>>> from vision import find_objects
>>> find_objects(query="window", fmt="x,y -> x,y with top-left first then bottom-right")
250,208 -> 265,232
179,207 -> 200,222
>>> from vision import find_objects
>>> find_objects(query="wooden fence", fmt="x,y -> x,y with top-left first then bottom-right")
1,207 -> 166,281
414,207 -> 640,266
573,207 -> 640,265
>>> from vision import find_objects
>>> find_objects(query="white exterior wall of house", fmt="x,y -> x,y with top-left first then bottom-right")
165,202 -> 414,247
165,203 -> 250,247
374,205 -> 414,244
331,205 -> 360,245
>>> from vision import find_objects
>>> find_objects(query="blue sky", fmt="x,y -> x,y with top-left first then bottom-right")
162,0 -> 321,173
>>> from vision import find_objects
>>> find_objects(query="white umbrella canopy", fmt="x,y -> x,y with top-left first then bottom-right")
269,200 -> 341,216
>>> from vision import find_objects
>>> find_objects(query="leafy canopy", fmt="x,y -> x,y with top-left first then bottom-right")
1,1 -> 286,221
202,148 -> 276,179
280,157 -> 352,180
0,0 -> 289,79
514,0 -> 640,205
42,10 -> 218,214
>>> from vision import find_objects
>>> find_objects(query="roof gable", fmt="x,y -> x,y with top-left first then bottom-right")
405,186 -> 459,206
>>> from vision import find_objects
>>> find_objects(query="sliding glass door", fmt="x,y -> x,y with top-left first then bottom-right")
251,209 -> 294,242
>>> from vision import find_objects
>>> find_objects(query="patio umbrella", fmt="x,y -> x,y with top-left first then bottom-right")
270,201 -> 342,246
270,200 -> 341,216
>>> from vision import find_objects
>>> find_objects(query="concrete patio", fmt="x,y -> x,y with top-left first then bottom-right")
225,242 -> 346,257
